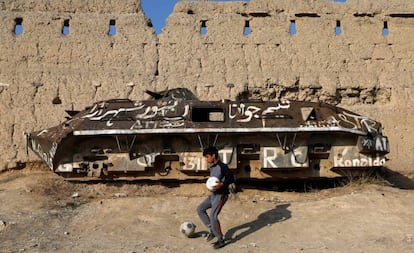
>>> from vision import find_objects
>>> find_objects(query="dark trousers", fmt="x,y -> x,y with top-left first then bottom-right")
197,193 -> 228,240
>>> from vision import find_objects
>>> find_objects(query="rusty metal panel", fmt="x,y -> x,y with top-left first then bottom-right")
108,154 -> 146,172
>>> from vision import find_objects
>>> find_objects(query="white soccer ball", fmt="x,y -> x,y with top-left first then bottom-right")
206,176 -> 220,191
180,221 -> 196,237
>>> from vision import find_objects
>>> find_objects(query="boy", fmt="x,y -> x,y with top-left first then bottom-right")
197,147 -> 234,249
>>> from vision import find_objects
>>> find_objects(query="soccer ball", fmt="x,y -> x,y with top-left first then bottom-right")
206,176 -> 220,191
180,221 -> 196,237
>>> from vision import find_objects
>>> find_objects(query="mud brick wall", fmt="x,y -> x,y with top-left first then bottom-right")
0,0 -> 413,173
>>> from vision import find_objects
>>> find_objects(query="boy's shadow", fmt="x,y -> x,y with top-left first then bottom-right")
224,203 -> 291,244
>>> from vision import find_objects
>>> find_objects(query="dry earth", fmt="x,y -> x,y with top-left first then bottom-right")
1,163 -> 414,253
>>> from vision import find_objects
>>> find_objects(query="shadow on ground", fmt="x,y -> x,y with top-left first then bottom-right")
380,167 -> 414,190
224,203 -> 291,243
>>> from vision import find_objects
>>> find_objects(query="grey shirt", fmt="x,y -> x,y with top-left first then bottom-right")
209,161 -> 230,195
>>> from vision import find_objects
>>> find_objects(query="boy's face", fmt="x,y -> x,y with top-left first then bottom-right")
204,154 -> 215,164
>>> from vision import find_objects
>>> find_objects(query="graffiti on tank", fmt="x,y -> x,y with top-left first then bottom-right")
83,102 -> 144,126
182,155 -> 203,171
179,149 -> 233,171
218,149 -> 233,164
374,136 -> 389,152
36,129 -> 49,136
334,154 -> 386,167
135,152 -> 203,170
130,119 -> 185,129
30,140 -> 58,169
136,153 -> 158,167
300,111 -> 379,133
229,101 -> 291,122
361,136 -> 389,152
337,111 -> 379,134
361,138 -> 374,149
134,101 -> 189,120
334,148 -> 385,167
300,116 -> 341,128
83,101 -> 189,128
135,150 -> 226,171
262,147 -> 307,168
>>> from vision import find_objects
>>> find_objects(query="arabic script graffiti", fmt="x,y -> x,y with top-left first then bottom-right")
229,101 -> 291,122
83,101 -> 189,128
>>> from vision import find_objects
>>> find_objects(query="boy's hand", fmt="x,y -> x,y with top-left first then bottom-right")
212,181 -> 223,191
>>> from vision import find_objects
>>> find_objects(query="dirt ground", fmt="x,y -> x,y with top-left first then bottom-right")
1,164 -> 414,253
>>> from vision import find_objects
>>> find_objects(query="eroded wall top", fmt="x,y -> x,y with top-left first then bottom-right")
0,0 -> 142,13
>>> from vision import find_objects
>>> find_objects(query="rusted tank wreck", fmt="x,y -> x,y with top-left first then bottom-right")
27,88 -> 389,180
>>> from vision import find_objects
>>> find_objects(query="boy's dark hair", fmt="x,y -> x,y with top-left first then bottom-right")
203,146 -> 219,158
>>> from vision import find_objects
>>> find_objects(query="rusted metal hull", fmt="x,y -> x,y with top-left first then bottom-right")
27,88 -> 389,181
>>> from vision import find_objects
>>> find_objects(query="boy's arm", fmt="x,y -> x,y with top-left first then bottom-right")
212,181 -> 224,191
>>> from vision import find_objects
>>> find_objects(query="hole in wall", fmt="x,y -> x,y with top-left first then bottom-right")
383,21 -> 389,36
389,13 -> 414,18
155,62 -> 159,76
108,19 -> 116,36
62,19 -> 70,35
14,17 -> 23,35
353,13 -> 375,17
289,20 -> 296,35
335,20 -> 342,35
249,12 -> 270,17
243,20 -> 251,35
52,97 -> 62,105
200,20 -> 207,35
295,13 -> 320,18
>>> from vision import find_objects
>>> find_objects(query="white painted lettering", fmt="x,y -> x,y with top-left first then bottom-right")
137,154 -> 155,167
219,149 -> 233,164
263,147 -> 278,168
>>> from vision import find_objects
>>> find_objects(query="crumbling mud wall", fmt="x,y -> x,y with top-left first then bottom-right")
0,0 -> 157,169
0,0 -> 413,173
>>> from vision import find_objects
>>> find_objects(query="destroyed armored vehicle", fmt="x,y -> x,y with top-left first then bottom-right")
27,88 -> 389,181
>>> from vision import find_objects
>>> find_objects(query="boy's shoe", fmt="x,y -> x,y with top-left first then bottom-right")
213,239 -> 226,249
206,232 -> 216,242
